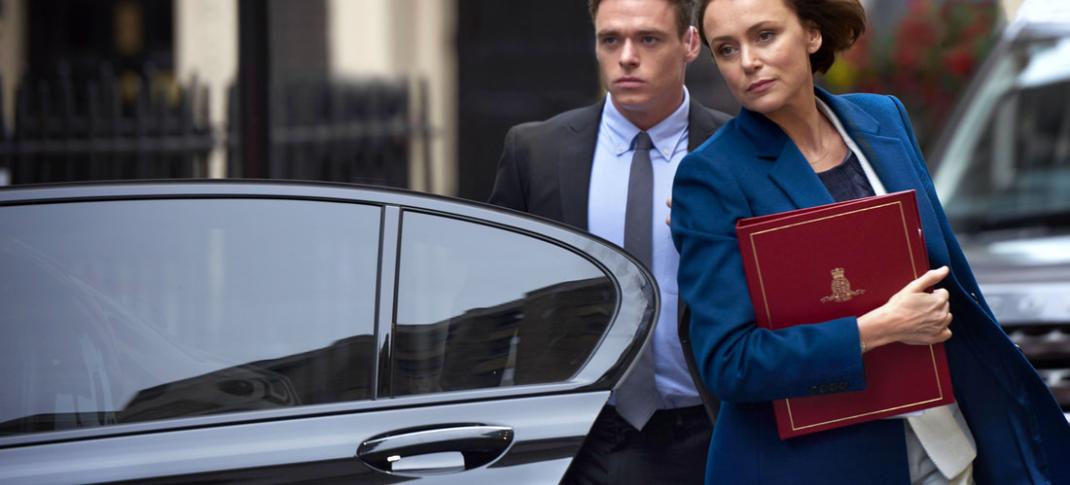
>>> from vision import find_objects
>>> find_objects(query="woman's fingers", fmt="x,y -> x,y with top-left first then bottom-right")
903,266 -> 950,293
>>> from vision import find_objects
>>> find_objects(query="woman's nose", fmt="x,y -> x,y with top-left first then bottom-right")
741,46 -> 761,71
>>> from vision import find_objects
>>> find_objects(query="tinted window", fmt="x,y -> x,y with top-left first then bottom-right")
392,212 -> 616,395
0,199 -> 381,436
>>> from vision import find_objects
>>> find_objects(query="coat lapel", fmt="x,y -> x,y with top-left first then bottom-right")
817,88 -> 954,266
739,90 -> 953,267
817,90 -> 917,195
736,108 -> 835,210
767,142 -> 836,209
818,90 -> 952,267
558,103 -> 602,230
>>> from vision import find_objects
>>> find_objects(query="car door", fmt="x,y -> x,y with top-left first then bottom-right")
0,182 -> 656,484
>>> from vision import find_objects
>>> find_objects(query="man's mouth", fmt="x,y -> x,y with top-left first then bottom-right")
615,77 -> 645,88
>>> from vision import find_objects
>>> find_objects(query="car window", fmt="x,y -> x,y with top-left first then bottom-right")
935,36 -> 1070,233
392,211 -> 616,395
0,199 -> 381,436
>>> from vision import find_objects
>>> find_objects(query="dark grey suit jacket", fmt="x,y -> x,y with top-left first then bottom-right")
488,98 -> 730,422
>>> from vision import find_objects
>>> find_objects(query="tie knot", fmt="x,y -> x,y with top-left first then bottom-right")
633,131 -> 652,151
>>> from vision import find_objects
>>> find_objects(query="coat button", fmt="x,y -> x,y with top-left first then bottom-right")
970,292 -> 979,301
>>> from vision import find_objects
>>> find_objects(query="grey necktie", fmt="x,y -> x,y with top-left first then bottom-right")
615,131 -> 658,430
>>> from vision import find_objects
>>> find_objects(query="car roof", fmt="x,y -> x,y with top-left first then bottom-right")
1016,0 -> 1070,25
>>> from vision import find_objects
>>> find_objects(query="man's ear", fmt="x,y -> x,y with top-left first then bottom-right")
806,22 -> 822,54
684,26 -> 701,63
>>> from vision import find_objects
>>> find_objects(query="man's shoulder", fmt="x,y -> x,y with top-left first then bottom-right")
691,102 -> 733,127
691,115 -> 746,156
508,103 -> 602,141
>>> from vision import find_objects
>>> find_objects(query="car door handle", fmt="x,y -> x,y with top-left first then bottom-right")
357,424 -> 514,476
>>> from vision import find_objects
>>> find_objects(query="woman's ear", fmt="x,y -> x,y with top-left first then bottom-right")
806,22 -> 822,54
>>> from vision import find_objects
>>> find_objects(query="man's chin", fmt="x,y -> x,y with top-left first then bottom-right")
609,95 -> 651,114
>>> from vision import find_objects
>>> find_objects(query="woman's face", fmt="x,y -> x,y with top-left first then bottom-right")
702,0 -> 822,116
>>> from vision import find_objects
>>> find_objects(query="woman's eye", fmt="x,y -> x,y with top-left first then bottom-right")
716,45 -> 737,58
758,31 -> 776,42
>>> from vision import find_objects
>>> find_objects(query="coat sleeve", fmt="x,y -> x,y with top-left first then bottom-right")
670,150 -> 867,403
487,126 -> 528,211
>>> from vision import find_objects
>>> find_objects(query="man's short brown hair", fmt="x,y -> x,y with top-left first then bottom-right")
589,0 -> 695,36
695,0 -> 865,73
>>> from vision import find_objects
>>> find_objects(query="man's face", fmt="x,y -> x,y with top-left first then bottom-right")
594,0 -> 699,127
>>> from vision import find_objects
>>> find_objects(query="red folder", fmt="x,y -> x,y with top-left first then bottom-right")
736,190 -> 954,439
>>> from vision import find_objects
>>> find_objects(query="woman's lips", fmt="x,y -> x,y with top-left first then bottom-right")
747,79 -> 774,94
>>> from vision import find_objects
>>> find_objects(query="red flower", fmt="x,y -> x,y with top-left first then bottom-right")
944,48 -> 974,77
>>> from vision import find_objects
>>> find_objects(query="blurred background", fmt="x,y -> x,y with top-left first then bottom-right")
0,0 -> 1019,198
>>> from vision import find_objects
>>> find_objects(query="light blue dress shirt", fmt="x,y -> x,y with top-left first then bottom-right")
589,88 -> 702,409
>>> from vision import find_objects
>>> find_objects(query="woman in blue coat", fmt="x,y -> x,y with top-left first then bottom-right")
671,0 -> 1070,483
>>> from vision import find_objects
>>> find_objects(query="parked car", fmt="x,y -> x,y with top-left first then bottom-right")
0,180 -> 657,483
929,1 -> 1070,418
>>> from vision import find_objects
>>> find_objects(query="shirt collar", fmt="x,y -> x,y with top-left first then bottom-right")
601,87 -> 691,159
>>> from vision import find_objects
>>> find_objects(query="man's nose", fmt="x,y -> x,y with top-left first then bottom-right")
619,39 -> 639,68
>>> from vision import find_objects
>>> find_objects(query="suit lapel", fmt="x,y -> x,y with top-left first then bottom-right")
558,103 -> 602,230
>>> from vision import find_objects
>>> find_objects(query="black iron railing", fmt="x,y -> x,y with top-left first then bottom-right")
1,69 -> 431,189
2,67 -> 213,184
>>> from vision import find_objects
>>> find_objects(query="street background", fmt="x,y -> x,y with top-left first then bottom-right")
0,0 -> 1019,197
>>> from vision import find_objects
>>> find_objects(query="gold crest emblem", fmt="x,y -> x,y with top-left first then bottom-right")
820,267 -> 865,303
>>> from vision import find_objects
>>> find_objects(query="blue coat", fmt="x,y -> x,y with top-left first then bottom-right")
670,88 -> 1070,484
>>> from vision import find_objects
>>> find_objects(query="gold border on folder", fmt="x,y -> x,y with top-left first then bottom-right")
748,201 -> 944,432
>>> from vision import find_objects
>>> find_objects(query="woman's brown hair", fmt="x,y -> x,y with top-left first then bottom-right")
695,0 -> 866,73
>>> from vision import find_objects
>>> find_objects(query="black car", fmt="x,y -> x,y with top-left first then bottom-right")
928,1 -> 1070,418
0,180 -> 656,483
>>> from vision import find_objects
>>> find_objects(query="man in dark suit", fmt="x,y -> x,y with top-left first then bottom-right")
488,0 -> 730,483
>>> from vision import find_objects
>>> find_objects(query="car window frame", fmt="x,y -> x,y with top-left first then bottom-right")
379,206 -> 622,398
0,181 -> 656,449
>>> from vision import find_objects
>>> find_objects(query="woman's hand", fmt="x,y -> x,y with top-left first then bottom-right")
857,266 -> 953,352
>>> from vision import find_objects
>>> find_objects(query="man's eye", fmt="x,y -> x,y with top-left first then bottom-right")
600,36 -> 618,46
641,35 -> 658,45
